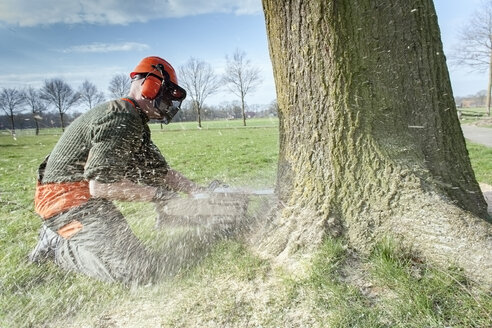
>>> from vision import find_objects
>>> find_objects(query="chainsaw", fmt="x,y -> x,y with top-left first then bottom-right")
154,185 -> 274,229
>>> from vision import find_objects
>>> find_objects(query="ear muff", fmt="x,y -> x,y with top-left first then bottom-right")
141,75 -> 162,100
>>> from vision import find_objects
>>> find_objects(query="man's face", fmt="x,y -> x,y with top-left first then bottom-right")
129,75 -> 184,122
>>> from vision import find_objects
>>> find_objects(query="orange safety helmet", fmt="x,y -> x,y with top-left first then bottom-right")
130,56 -> 186,102
130,56 -> 186,124
130,56 -> 179,85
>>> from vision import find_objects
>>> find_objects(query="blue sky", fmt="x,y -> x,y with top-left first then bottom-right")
0,0 -> 487,108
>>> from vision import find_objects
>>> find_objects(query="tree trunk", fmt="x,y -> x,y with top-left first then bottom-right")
487,40 -> 492,117
59,112 -> 65,132
262,0 -> 492,286
9,113 -> 15,135
241,94 -> 247,126
35,119 -> 40,135
196,101 -> 202,128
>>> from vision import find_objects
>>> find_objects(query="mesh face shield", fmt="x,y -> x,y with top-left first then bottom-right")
152,71 -> 187,124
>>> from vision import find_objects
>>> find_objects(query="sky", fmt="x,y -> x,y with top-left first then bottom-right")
0,0 -> 487,109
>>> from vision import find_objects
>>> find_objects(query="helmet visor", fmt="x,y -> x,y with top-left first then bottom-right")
163,80 -> 187,102
153,79 -> 187,124
145,72 -> 186,102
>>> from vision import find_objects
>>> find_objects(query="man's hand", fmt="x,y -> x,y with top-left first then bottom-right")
152,185 -> 177,202
164,169 -> 202,195
207,180 -> 229,191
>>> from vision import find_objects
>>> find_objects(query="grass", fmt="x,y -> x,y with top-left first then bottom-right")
149,117 -> 279,131
151,237 -> 492,327
1,118 -> 492,327
458,107 -> 492,125
151,124 -> 278,187
467,141 -> 492,185
0,134 -> 128,327
368,239 -> 492,327
0,118 -> 279,327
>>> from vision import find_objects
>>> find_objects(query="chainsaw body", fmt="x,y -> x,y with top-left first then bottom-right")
154,187 -> 274,229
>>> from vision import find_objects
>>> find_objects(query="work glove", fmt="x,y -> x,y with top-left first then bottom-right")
191,180 -> 229,199
207,180 -> 229,191
152,185 -> 177,202
153,186 -> 179,229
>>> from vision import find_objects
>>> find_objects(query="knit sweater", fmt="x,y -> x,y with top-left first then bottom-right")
42,99 -> 169,186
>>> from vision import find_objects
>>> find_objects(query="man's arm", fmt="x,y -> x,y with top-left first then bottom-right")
89,169 -> 201,202
89,179 -> 158,202
163,169 -> 201,195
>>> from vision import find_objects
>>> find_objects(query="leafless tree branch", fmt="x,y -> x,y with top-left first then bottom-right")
223,49 -> 262,126
0,88 -> 25,135
79,80 -> 105,111
39,78 -> 80,131
179,58 -> 221,128
108,74 -> 131,98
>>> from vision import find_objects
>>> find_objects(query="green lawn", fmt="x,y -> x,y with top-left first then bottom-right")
467,141 -> 492,185
458,107 -> 492,125
1,119 -> 491,328
150,121 -> 279,186
150,117 -> 279,131
0,119 -> 279,327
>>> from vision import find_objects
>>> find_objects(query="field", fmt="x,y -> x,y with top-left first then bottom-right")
1,118 -> 491,327
458,107 -> 492,125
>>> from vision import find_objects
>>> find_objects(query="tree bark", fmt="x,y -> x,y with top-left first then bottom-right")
487,38 -> 492,117
241,94 -> 247,126
9,113 -> 15,135
35,119 -> 40,135
261,0 -> 492,287
196,102 -> 202,128
59,112 -> 65,132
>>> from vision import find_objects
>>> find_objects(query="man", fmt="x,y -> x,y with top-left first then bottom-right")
30,56 -> 199,285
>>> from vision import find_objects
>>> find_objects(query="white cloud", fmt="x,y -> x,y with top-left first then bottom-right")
0,64 -> 125,86
63,42 -> 150,53
0,0 -> 262,27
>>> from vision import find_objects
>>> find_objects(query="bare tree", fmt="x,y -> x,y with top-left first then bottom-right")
223,49 -> 262,126
40,78 -> 80,131
179,57 -> 221,128
451,0 -> 492,116
108,74 -> 131,98
262,0 -> 492,287
79,80 -> 105,111
267,99 -> 278,117
24,86 -> 47,135
0,88 -> 25,137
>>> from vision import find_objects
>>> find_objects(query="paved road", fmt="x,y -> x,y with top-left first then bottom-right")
461,125 -> 492,213
461,125 -> 492,148
482,185 -> 492,214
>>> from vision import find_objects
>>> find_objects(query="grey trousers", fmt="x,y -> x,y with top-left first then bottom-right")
44,199 -> 157,285
37,198 -> 242,285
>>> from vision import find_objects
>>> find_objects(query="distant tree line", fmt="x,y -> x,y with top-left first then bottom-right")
0,49 -> 273,134
0,99 -> 278,130
172,99 -> 278,123
0,111 -> 83,131
449,0 -> 492,116
0,76 -> 122,135
455,90 -> 488,108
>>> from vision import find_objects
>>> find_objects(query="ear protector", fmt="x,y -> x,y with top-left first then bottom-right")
134,64 -> 187,124
141,75 -> 162,100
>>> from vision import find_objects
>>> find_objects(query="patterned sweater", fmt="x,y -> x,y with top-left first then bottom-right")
42,99 -> 169,187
